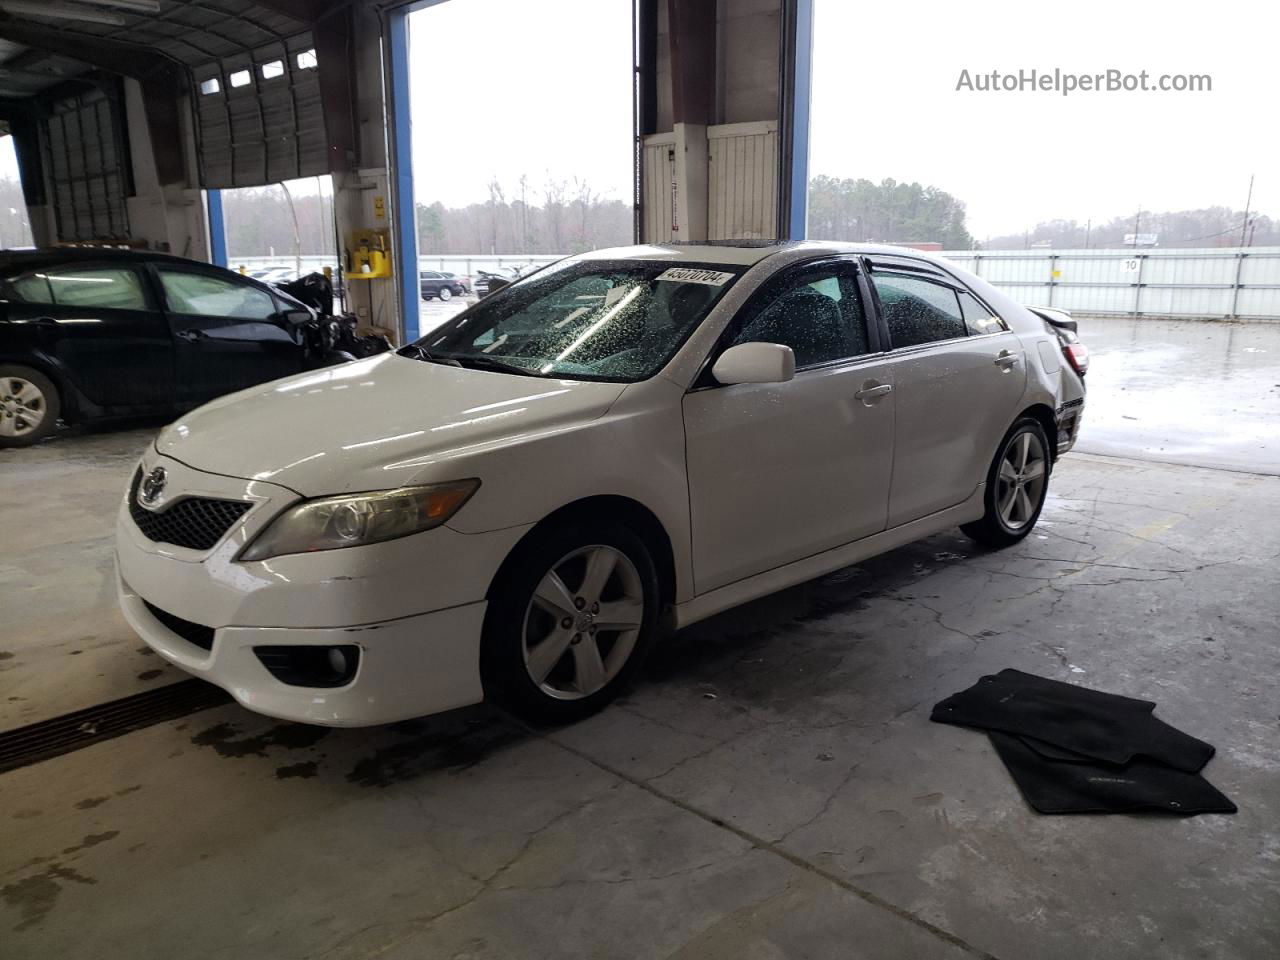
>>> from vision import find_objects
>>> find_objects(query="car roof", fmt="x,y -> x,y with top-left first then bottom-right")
573,240 -> 956,268
0,246 -> 206,271
0,246 -> 310,310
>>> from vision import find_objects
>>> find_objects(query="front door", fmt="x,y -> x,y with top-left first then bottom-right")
867,267 -> 1028,527
153,265 -> 305,405
683,259 -> 895,595
3,261 -> 173,410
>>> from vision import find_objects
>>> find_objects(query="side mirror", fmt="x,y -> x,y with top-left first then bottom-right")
282,309 -> 313,327
711,342 -> 796,385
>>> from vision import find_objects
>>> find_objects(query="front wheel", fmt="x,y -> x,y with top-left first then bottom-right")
961,417 -> 1051,548
438,286 -> 453,301
0,365 -> 60,448
481,523 -> 660,724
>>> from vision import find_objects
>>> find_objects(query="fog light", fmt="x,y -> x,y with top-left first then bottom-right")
254,644 -> 359,687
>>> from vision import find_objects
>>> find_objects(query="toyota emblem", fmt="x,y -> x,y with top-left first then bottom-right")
140,466 -> 167,505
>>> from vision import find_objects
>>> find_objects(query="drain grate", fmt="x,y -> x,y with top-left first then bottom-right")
0,679 -> 232,775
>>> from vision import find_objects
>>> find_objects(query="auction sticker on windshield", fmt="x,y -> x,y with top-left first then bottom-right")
655,267 -> 736,286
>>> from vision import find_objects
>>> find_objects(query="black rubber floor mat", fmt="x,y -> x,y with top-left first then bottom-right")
990,732 -> 1237,814
932,668 -> 1215,772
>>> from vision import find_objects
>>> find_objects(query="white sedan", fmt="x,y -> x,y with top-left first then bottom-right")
116,242 -> 1087,726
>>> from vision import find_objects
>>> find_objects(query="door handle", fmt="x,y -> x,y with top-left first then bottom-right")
854,382 -> 893,403
994,350 -> 1020,369
175,329 -> 206,342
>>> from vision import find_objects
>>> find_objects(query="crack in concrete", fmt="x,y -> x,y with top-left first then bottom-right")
536,728 -> 999,960
771,762 -> 863,845
301,780 -> 624,960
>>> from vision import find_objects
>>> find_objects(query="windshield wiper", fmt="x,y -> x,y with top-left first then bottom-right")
398,343 -> 441,362
401,344 -> 541,377
443,354 -> 542,377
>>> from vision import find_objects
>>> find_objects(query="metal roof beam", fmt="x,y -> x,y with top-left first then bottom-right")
0,19 -> 180,82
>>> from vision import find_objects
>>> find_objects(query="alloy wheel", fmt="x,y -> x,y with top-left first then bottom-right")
521,544 -> 645,700
0,377 -> 47,439
997,431 -> 1047,530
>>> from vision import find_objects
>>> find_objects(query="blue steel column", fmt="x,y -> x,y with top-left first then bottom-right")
207,189 -> 228,267
787,0 -> 814,240
387,8 -> 420,342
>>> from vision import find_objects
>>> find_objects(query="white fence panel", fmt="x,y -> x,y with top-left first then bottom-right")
945,247 -> 1280,319
228,247 -> 1280,321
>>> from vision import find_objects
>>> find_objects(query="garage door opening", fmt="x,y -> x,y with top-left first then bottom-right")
403,0 -> 634,332
219,175 -> 338,286
0,134 -> 35,249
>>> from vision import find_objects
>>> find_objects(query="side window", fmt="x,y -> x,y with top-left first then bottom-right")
872,273 -> 967,349
158,269 -> 276,320
957,290 -> 1005,335
9,267 -> 146,310
730,266 -> 870,367
9,274 -> 55,304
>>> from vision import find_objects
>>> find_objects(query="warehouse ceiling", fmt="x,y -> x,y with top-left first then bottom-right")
0,37 -> 92,100
0,1 -> 318,77
0,0 -> 356,190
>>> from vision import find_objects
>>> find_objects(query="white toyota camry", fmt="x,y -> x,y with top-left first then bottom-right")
116,241 -> 1087,726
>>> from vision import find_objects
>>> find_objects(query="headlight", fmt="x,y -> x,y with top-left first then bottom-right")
240,479 -> 480,561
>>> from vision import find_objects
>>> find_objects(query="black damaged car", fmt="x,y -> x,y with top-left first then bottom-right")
0,248 -> 385,447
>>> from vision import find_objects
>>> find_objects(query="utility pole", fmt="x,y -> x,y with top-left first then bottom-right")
1084,219 -> 1091,249
1132,206 -> 1141,247
1240,174 -> 1254,247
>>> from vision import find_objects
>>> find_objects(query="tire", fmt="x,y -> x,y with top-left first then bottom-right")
960,417 -> 1051,548
0,365 -> 60,448
481,521 -> 661,724
438,286 -> 453,301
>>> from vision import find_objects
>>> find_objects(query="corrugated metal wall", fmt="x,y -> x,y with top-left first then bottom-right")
192,34 -> 327,189
42,87 -> 131,242
707,121 -> 777,240
944,248 -> 1280,320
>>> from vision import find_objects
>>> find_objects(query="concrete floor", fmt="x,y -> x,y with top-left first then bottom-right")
1075,316 -> 1280,474
3,317 -> 1279,958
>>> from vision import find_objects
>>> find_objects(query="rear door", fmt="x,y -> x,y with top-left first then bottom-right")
153,264 -> 306,405
867,259 -> 1027,527
2,261 -> 173,410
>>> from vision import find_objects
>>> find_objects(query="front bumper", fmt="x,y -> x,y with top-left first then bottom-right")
119,572 -> 486,726
115,450 -> 530,726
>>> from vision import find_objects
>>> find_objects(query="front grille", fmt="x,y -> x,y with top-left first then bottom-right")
129,469 -> 252,551
142,600 -> 216,651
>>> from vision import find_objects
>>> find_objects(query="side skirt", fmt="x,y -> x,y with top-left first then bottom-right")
672,484 -> 987,630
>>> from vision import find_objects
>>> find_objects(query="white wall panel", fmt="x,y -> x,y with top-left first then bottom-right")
707,121 -> 777,240
641,133 -> 677,243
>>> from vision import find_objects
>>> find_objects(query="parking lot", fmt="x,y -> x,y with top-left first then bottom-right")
3,315 -> 1278,959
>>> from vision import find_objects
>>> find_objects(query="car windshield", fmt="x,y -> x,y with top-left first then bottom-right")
405,260 -> 743,382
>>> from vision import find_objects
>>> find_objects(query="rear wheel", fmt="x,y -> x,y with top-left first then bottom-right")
960,417 -> 1051,547
481,522 -> 660,724
0,365 -> 60,447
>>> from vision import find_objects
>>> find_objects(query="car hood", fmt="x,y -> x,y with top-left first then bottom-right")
155,353 -> 627,495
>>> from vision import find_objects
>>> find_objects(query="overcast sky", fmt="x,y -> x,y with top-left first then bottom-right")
3,0 -> 1274,238
406,0 -> 635,210
405,0 -> 1277,238
811,0 -> 1279,237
